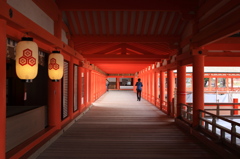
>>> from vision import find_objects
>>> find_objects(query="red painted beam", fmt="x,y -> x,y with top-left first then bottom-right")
205,57 -> 240,66
204,43 -> 240,51
192,5 -> 240,47
56,0 -> 197,12
83,54 -> 167,59
205,51 -> 240,57
88,60 -> 156,64
72,35 -> 180,43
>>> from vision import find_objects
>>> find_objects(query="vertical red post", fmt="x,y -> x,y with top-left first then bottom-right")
48,81 -> 62,129
84,69 -> 89,107
116,77 -> 120,90
233,98 -> 238,115
160,71 -> 165,110
0,19 -> 6,159
192,54 -> 205,127
48,12 -> 63,129
78,64 -> 82,111
177,65 -> 186,118
154,72 -> 158,106
147,71 -> 151,102
149,72 -> 152,102
167,70 -> 174,116
68,58 -> 74,119
89,70 -> 92,103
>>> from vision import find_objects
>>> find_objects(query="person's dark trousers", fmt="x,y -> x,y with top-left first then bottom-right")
137,90 -> 142,101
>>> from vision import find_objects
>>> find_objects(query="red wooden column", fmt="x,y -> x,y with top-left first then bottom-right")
176,65 -> 186,118
116,77 -> 120,90
192,54 -> 205,127
77,65 -> 82,111
160,71 -> 165,110
88,70 -> 92,103
48,12 -> 62,129
167,70 -> 174,116
80,67 -> 86,111
146,71 -> 151,102
68,58 -> 74,119
151,71 -> 154,103
0,19 -> 6,159
154,71 -> 158,106
48,80 -> 62,129
85,69 -> 89,106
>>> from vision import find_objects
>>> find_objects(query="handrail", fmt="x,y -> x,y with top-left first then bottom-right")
199,110 -> 240,127
199,110 -> 240,150
180,103 -> 193,124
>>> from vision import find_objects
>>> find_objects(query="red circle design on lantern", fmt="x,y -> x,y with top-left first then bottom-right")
19,57 -> 27,66
49,58 -> 59,70
18,49 -> 36,67
28,57 -> 36,66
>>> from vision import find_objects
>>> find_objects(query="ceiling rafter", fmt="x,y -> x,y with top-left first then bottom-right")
81,11 -> 90,34
134,11 -> 140,35
127,11 -> 132,35
73,11 -> 82,35
167,12 -> 177,35
120,11 -> 124,35
112,11 -> 117,35
199,0 -> 239,30
104,11 -> 110,35
140,11 -> 148,35
161,12 -> 171,35
65,11 -> 76,35
154,12 -> 163,34
97,11 -> 103,35
147,11 -> 156,35
89,11 -> 96,35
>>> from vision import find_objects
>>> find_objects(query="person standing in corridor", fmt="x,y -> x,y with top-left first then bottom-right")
135,78 -> 143,101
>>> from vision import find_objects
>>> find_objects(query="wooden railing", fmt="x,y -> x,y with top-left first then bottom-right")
202,103 -> 240,117
180,104 -> 193,124
161,101 -> 168,113
180,103 -> 240,151
199,110 -> 240,150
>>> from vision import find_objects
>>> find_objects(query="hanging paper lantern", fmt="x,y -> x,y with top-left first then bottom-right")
48,51 -> 64,81
15,37 -> 38,82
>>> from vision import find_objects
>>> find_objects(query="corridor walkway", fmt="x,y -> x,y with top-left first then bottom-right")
37,91 -> 221,159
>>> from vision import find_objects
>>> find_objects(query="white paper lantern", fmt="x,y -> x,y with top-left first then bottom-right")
48,51 -> 64,81
15,37 -> 38,82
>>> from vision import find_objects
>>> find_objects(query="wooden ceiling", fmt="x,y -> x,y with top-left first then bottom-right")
56,0 -> 199,74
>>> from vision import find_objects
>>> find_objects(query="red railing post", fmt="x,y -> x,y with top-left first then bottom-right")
233,98 -> 238,115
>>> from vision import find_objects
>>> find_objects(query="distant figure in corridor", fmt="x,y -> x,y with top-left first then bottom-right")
135,78 -> 143,101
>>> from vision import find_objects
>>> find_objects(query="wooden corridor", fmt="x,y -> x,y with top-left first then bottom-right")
37,91 -> 221,159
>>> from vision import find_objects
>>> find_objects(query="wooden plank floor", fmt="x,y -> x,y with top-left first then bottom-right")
37,91 -> 221,159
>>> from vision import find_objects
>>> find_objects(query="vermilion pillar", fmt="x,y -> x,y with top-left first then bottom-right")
154,72 -> 157,105
68,58 -> 74,119
88,70 -> 92,103
160,71 -> 165,110
85,69 -> 89,106
48,81 -> 62,129
167,70 -> 174,116
192,54 -> 205,127
177,65 -> 186,118
77,64 -> 82,111
0,19 -> 6,159
116,78 -> 120,90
